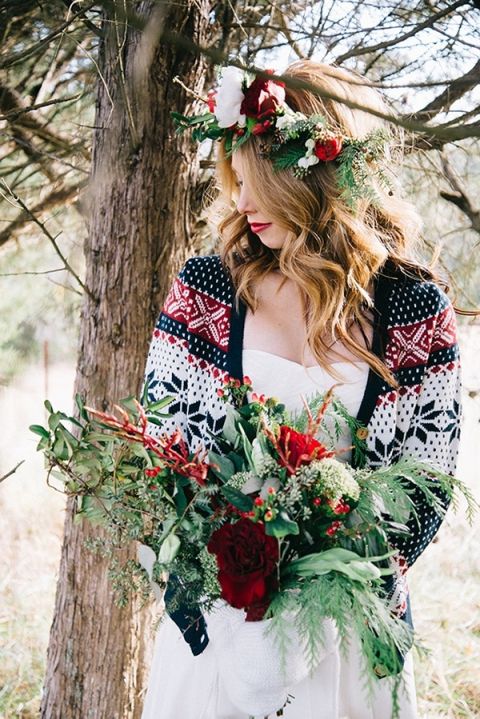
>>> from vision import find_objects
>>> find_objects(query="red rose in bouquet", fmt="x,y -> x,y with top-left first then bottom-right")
207,518 -> 279,620
240,70 -> 286,120
314,136 -> 343,161
276,425 -> 334,475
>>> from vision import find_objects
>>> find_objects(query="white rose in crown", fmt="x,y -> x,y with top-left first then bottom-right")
214,66 -> 247,129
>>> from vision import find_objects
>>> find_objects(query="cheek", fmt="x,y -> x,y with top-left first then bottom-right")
260,225 -> 288,248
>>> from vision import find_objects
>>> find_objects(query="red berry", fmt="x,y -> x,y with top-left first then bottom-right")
254,497 -> 264,507
252,123 -> 266,135
145,466 -> 161,478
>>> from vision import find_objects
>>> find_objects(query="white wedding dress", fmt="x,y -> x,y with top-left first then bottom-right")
141,350 -> 418,719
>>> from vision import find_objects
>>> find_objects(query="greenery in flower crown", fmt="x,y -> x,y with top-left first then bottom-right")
171,65 -> 395,208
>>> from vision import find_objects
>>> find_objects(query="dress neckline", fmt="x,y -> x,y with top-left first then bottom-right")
225,260 -> 399,468
242,347 -> 368,370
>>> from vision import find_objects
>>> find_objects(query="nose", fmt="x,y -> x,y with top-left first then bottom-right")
236,183 -> 257,216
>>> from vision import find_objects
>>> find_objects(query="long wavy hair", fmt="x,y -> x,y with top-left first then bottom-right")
213,60 -> 438,384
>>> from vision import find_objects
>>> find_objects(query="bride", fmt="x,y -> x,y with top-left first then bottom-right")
139,59 -> 462,718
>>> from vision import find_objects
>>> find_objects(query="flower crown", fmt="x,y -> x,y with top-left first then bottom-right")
172,66 -> 393,207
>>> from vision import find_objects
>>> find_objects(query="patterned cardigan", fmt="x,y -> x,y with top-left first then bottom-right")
143,253 -> 462,656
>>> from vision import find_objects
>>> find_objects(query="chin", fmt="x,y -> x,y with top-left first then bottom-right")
259,235 -> 287,250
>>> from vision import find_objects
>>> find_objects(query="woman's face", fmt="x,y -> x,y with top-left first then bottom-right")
231,151 -> 288,250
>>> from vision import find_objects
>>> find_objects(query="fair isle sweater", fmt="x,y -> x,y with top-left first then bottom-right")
143,253 -> 462,655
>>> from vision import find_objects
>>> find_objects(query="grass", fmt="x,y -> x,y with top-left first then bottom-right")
0,364 -> 70,719
0,328 -> 479,719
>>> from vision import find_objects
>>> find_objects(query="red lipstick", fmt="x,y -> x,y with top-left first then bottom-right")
249,222 -> 272,234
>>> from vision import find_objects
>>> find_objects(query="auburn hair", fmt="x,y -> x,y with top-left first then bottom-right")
212,60 -> 440,385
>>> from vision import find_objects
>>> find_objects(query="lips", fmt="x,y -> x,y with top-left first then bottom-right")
249,222 -> 272,234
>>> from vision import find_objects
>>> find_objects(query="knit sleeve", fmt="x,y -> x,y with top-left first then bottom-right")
392,287 -> 462,569
141,259 -> 210,656
142,260 -> 193,440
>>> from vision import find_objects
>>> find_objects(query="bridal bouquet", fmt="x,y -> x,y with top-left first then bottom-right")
31,373 -> 475,709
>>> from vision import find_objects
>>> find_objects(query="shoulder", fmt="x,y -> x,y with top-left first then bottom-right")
176,254 -> 232,303
383,271 -> 453,330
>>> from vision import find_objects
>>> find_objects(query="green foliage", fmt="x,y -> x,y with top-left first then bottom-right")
271,141 -> 306,170
267,571 -> 413,715
265,511 -> 299,538
220,484 -> 254,511
30,381 -> 477,698
289,390 -> 367,466
335,130 -> 393,208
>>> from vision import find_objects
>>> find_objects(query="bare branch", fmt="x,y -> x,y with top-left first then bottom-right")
440,152 -> 480,233
334,0 -> 471,64
0,460 -> 25,484
411,58 -> 480,122
0,82 -> 89,159
0,267 -> 66,277
0,179 -> 93,299
162,31 -> 480,142
0,180 -> 87,247
274,9 -> 306,60
0,2 -> 98,70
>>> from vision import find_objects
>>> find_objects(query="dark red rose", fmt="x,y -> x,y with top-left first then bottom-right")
277,425 -> 334,475
314,137 -> 343,161
245,597 -> 271,621
240,70 -> 286,120
207,518 -> 279,619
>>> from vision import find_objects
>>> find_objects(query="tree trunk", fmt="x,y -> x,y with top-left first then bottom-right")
41,2 -> 212,716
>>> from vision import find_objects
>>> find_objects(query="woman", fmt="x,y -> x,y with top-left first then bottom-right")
140,60 -> 462,718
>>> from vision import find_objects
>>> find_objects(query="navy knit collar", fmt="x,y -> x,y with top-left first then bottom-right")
226,263 -> 398,439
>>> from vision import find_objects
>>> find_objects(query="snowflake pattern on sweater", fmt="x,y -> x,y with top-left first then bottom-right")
143,254 -> 462,636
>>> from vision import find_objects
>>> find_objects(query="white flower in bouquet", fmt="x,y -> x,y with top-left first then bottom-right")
307,457 -> 361,501
214,66 -> 247,128
226,470 -> 253,491
251,437 -> 279,476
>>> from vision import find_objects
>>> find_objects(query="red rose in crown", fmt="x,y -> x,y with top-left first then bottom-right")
240,70 -> 286,120
314,136 -> 343,161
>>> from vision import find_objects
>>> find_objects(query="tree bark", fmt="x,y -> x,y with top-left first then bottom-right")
41,2 -> 212,717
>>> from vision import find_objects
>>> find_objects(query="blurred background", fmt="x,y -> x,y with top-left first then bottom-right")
1,1 -> 479,717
